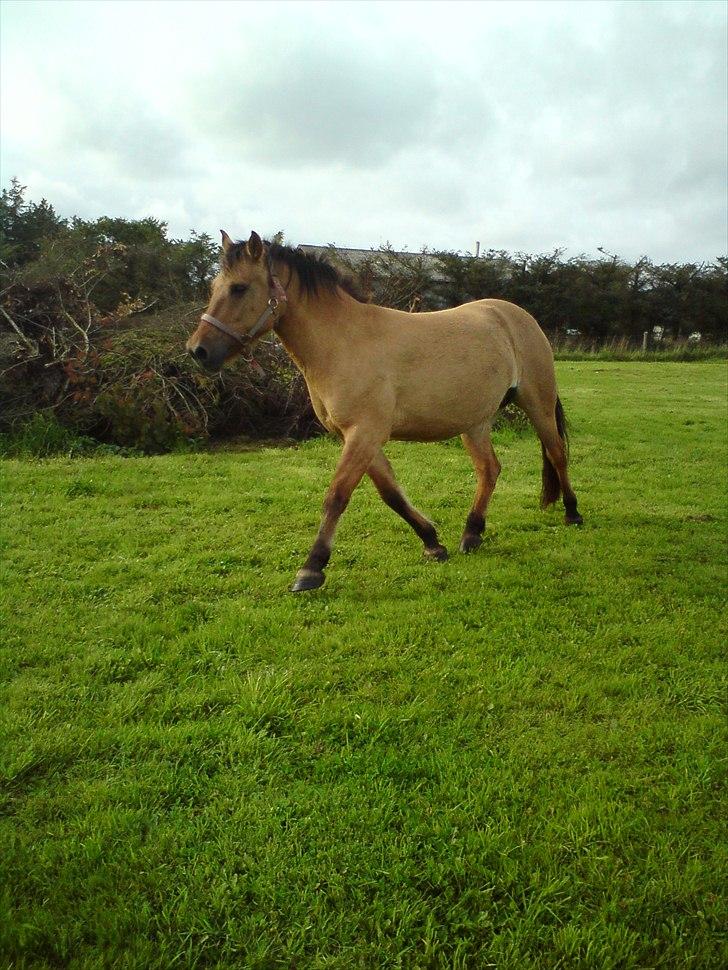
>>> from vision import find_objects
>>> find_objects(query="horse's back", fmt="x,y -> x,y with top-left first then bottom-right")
396,297 -> 554,381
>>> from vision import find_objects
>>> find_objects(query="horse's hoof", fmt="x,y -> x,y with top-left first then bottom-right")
291,569 -> 326,592
459,533 -> 482,554
565,514 -> 584,526
424,544 -> 449,562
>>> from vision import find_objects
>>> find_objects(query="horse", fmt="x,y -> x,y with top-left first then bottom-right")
186,231 -> 583,592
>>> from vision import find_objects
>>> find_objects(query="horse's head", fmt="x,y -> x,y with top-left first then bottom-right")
186,230 -> 285,371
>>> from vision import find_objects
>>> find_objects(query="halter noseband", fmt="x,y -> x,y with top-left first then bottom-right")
200,269 -> 287,348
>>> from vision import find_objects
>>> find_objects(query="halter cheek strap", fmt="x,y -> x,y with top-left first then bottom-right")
201,275 -> 287,347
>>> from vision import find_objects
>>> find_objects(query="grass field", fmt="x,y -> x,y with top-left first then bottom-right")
1,361 -> 726,969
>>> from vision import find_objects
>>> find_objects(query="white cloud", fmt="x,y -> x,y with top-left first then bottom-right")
1,0 -> 725,262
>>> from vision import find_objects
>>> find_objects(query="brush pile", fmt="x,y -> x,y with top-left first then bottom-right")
0,268 -> 318,453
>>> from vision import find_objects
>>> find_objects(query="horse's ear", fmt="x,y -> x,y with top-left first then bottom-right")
220,230 -> 233,253
246,230 -> 263,261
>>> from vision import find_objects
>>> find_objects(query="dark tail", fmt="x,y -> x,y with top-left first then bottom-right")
555,396 -> 569,454
540,396 -> 569,509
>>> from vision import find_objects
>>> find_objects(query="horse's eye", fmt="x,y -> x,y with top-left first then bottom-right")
230,283 -> 248,296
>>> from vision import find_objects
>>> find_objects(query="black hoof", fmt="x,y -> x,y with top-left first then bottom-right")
424,544 -> 449,562
459,533 -> 483,554
291,569 -> 326,592
566,514 -> 584,526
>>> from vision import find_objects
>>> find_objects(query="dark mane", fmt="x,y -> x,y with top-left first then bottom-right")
224,240 -> 365,302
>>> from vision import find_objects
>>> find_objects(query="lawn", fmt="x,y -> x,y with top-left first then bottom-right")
1,361 -> 726,969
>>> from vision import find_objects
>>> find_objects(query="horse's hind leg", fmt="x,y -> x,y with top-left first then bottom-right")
460,424 -> 501,553
368,450 -> 448,561
517,388 -> 583,525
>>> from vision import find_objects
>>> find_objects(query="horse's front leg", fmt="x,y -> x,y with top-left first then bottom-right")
291,428 -> 383,592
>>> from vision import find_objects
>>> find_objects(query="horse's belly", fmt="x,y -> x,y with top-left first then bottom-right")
390,357 -> 510,440
390,388 -> 494,441
391,420 -> 467,442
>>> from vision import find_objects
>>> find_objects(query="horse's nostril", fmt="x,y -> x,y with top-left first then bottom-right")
193,345 -> 208,361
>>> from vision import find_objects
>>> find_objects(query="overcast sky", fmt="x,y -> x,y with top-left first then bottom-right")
1,0 -> 726,262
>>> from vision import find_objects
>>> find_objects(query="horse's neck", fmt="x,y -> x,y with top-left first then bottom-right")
274,290 -> 361,376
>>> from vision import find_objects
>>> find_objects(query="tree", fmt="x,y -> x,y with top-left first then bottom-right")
0,179 -> 67,268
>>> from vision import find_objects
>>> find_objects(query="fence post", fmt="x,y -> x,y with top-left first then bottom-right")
642,331 -> 648,352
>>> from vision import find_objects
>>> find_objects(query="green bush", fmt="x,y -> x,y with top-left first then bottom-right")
0,412 -> 99,457
94,383 -> 190,454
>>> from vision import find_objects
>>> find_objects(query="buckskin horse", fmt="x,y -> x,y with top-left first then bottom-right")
186,231 -> 583,592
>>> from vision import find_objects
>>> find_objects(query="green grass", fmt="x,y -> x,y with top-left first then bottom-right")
1,361 -> 726,969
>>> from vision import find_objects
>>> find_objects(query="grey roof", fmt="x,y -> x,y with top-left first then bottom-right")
298,244 -> 448,280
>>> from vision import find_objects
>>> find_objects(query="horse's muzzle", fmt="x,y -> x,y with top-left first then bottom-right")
187,342 -> 223,372
189,344 -> 208,364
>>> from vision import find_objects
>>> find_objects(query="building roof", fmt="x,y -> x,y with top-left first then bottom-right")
298,244 -> 448,280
